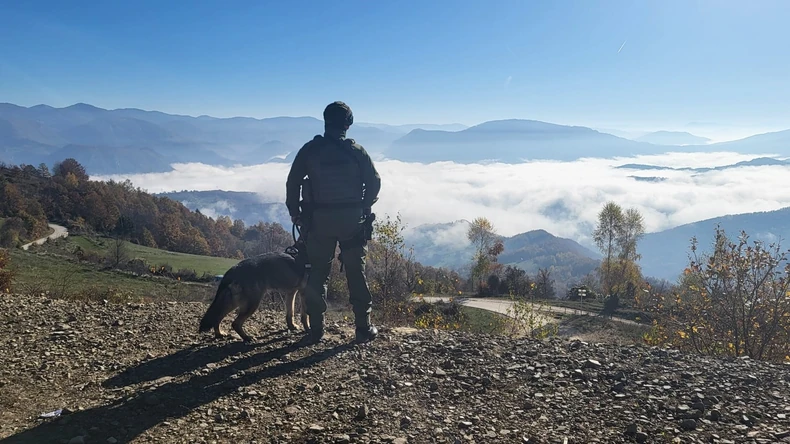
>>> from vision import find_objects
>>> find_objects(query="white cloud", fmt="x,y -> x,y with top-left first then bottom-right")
94,151 -> 790,248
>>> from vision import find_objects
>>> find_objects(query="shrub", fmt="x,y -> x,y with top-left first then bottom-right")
643,226 -> 790,363
0,248 -> 14,292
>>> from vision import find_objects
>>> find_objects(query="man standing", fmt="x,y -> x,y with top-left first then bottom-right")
285,101 -> 381,345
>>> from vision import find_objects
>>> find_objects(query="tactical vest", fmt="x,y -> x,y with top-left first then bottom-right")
303,135 -> 364,208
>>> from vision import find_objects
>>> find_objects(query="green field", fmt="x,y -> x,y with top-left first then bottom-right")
56,235 -> 240,276
8,248 -> 217,303
459,306 -> 509,334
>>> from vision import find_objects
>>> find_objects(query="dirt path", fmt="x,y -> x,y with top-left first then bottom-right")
418,295 -> 642,327
20,223 -> 69,251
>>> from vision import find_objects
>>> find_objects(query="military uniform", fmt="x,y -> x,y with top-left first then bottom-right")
285,101 -> 381,344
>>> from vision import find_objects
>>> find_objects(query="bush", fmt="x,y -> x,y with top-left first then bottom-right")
0,248 -> 14,292
174,268 -> 198,282
643,226 -> 790,363
601,294 -> 620,317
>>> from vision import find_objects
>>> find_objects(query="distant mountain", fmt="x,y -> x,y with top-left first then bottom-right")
593,128 -> 648,140
638,206 -> 790,282
3,102 -> 788,174
404,220 -> 601,291
636,131 -> 711,146
385,119 -> 668,163
386,119 -> 790,164
0,103 -> 412,174
47,145 -> 175,174
157,190 -> 292,229
704,129 -> 790,153
357,122 -> 469,133
617,156 -> 790,173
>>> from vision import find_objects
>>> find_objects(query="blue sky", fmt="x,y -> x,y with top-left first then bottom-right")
1,0 -> 789,134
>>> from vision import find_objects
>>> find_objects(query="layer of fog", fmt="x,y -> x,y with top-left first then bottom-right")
95,151 -> 790,247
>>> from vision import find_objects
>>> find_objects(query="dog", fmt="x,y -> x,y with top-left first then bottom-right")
198,249 -> 310,342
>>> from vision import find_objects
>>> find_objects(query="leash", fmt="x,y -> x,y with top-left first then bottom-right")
284,223 -> 302,257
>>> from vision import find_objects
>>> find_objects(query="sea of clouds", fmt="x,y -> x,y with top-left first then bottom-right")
95,151 -> 790,247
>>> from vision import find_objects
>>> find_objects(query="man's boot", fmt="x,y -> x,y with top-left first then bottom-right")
307,314 -> 324,345
354,313 -> 378,344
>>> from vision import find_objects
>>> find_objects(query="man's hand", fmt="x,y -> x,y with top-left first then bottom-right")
291,215 -> 300,225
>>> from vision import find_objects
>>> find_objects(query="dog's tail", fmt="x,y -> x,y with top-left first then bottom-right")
199,281 -> 232,333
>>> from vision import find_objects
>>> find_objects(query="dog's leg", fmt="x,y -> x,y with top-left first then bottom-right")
285,290 -> 298,331
299,289 -> 310,332
231,295 -> 261,343
213,294 -> 239,339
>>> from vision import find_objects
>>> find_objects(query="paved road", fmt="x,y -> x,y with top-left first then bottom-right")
417,295 -> 642,327
21,224 -> 69,250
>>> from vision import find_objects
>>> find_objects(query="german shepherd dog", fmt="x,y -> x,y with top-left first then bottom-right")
198,248 -> 310,342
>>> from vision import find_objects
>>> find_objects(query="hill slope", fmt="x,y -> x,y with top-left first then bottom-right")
638,206 -> 790,281
2,294 -> 789,443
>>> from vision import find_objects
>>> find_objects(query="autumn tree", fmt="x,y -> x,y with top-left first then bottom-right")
534,267 -> 556,299
500,265 -> 532,298
592,201 -> 645,303
0,217 -> 27,248
367,212 -> 413,303
467,217 -> 504,295
593,201 -> 623,297
53,158 -> 89,182
642,226 -> 790,363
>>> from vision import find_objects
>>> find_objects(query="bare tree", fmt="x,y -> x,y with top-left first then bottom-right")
106,235 -> 130,269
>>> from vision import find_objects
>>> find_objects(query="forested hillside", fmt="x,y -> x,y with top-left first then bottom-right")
0,158 -> 466,299
0,158 -> 292,258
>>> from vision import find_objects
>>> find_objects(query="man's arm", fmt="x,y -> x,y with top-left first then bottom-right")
285,144 -> 309,218
358,147 -> 381,211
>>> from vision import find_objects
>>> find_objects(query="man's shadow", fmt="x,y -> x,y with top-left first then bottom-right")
103,329 -> 291,389
0,334 -> 355,444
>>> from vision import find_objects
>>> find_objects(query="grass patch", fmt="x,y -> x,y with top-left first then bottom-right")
326,303 -> 509,336
458,306 -> 509,334
554,314 -> 650,345
38,235 -> 240,276
8,248 -> 216,303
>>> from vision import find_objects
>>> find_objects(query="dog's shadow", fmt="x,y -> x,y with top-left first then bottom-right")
102,329 -> 294,389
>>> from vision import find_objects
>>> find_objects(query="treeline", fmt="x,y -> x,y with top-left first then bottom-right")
0,159 -> 294,256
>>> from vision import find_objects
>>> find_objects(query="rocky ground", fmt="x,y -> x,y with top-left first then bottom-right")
0,294 -> 789,444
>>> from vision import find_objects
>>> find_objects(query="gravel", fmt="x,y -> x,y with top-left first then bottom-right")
0,293 -> 789,443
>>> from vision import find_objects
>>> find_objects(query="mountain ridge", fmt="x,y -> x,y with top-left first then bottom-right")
3,101 -> 790,174
635,130 -> 712,145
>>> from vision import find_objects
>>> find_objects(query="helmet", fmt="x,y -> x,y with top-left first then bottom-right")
323,101 -> 354,129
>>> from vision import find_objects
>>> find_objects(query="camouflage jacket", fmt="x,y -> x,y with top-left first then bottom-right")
285,134 -> 381,217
